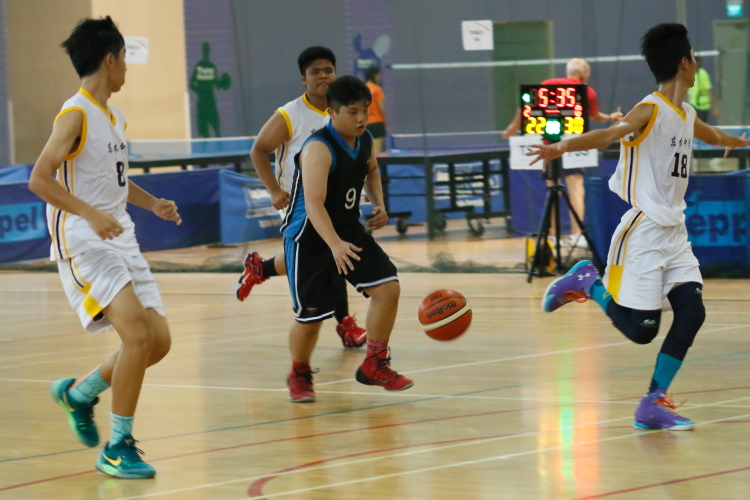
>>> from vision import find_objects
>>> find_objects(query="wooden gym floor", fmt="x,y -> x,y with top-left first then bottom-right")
1,219 -> 749,500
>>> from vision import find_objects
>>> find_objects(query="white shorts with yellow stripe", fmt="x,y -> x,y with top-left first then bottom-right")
603,207 -> 702,311
58,247 -> 164,333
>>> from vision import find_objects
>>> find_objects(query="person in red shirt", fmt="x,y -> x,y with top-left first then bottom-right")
503,58 -> 623,244
364,66 -> 387,152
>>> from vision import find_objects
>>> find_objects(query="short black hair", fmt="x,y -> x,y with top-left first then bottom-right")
364,65 -> 381,83
297,46 -> 336,75
326,76 -> 372,111
641,23 -> 692,84
62,16 -> 125,78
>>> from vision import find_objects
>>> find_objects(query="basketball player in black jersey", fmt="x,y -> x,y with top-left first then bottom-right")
280,76 -> 413,402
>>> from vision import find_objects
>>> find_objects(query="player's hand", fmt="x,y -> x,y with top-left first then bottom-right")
330,239 -> 362,275
367,206 -> 388,230
724,132 -> 750,159
271,189 -> 291,210
154,198 -> 182,225
526,143 -> 565,166
85,208 -> 124,240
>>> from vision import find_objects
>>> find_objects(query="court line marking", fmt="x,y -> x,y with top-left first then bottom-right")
98,402 -> 750,500
243,411 -> 750,500
1,323 -> 746,386
576,465 -> 750,499
0,323 -> 286,363
1,377 -> 746,406
316,323 -> 749,386
3,286 -> 748,302
0,328 -> 288,370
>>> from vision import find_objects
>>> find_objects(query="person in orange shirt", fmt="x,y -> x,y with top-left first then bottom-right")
364,66 -> 387,152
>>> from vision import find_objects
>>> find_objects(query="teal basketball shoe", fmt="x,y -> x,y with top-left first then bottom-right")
50,377 -> 99,447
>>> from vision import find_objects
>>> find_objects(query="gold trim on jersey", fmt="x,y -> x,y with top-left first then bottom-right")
633,145 -> 640,208
78,88 -> 116,126
276,108 -> 293,137
621,103 -> 658,147
302,93 -> 327,116
52,160 -> 76,260
653,92 -> 686,121
606,211 -> 645,302
55,107 -> 88,160
68,256 -> 104,318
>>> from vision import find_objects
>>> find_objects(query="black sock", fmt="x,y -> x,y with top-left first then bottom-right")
334,302 -> 349,324
262,257 -> 279,278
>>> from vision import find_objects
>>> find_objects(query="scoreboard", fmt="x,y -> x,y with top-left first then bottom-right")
519,84 -> 589,138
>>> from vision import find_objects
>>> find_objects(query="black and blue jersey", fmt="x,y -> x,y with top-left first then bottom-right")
281,121 -> 373,246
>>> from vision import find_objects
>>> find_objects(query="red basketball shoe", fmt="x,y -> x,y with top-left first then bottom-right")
335,316 -> 367,348
287,366 -> 316,403
356,349 -> 413,391
236,252 -> 268,301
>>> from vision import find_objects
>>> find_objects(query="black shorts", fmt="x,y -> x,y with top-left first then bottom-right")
366,122 -> 387,139
284,229 -> 398,323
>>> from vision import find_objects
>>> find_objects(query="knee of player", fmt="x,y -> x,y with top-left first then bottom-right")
153,332 -> 171,359
122,316 -> 156,351
669,283 -> 706,327
632,328 -> 659,345
631,317 -> 661,344
294,321 -> 323,336
371,280 -> 400,302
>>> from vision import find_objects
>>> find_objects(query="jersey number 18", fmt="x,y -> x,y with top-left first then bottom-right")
671,153 -> 688,179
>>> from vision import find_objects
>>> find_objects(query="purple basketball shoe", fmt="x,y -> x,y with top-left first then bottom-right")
542,260 -> 600,312
634,389 -> 695,431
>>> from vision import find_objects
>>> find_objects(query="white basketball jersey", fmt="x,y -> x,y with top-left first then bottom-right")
274,94 -> 329,192
47,89 -> 139,261
609,92 -> 696,227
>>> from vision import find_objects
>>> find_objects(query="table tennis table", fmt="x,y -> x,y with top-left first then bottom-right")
127,137 -> 254,173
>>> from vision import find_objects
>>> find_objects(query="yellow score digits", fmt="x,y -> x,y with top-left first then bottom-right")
525,117 -> 583,135
525,117 -> 547,134
563,116 -> 584,134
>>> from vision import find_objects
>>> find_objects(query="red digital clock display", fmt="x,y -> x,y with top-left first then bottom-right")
519,84 -> 589,136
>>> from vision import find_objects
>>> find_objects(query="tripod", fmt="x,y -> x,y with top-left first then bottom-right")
526,157 -> 605,283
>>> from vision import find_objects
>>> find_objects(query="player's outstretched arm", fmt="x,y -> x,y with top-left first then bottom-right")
251,112 -> 292,210
301,141 -> 362,275
693,119 -> 750,158
363,148 -> 388,230
29,110 -> 124,240
127,180 -> 181,225
526,103 -> 655,165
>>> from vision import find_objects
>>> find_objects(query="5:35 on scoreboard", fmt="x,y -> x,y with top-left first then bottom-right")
519,84 -> 590,137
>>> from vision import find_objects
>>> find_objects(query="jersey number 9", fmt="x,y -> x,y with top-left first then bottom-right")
344,187 -> 357,209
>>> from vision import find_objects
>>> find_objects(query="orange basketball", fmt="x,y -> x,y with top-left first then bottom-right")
418,289 -> 472,341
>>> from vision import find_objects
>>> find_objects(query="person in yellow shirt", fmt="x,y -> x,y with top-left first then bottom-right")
364,66 -> 387,152
687,57 -> 720,123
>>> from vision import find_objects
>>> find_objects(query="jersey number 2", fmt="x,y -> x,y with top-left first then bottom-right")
671,153 -> 688,178
116,161 -> 126,187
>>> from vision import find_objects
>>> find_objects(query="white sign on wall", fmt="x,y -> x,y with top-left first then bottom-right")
461,20 -> 493,51
124,36 -> 149,65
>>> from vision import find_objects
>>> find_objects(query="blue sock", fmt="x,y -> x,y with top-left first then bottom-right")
589,278 -> 613,312
110,413 -> 134,446
648,353 -> 683,393
68,367 -> 110,404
